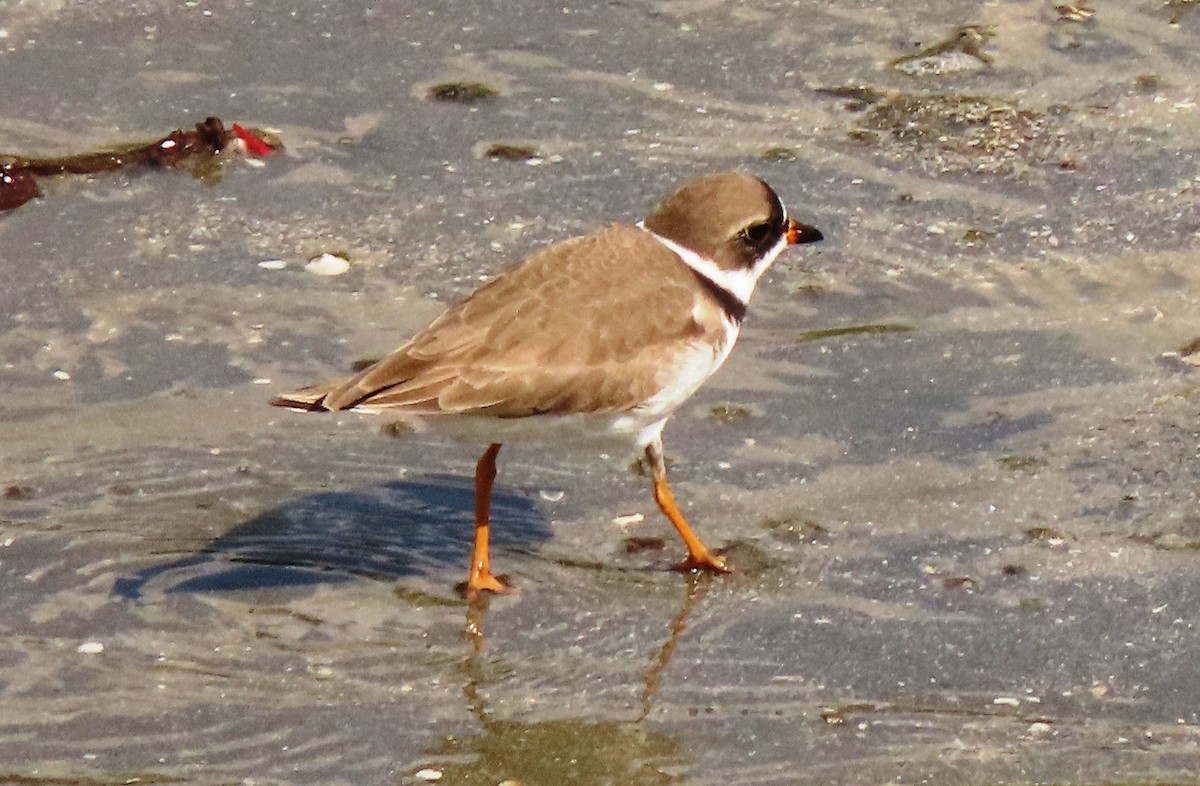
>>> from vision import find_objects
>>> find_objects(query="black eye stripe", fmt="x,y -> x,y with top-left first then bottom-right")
740,186 -> 787,249
741,222 -> 772,244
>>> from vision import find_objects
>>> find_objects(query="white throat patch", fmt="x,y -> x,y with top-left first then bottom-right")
637,215 -> 791,306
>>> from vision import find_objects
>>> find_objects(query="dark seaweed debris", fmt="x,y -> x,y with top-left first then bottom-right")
761,146 -> 798,161
796,323 -> 915,343
482,143 -> 541,161
859,93 -> 1072,175
0,116 -> 280,212
427,82 -> 499,103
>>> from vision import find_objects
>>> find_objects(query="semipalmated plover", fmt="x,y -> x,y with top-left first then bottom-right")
272,172 -> 822,598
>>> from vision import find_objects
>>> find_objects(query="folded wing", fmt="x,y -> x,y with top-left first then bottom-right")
271,224 -> 719,418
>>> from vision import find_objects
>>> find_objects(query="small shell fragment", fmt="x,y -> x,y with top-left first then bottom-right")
258,258 -> 288,270
77,641 -> 105,655
305,253 -> 351,276
612,513 -> 645,528
413,770 -> 443,782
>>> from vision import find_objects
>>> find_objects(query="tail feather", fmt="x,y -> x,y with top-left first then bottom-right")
269,384 -> 338,412
271,350 -> 429,414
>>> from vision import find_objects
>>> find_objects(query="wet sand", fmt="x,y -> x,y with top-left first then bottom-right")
1,1 -> 1199,783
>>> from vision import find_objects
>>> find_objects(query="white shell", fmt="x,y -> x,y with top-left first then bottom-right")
305,253 -> 351,276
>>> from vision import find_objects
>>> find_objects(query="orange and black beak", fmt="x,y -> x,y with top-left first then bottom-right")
786,217 -> 823,245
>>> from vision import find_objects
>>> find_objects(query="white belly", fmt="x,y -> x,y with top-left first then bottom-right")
387,409 -> 669,450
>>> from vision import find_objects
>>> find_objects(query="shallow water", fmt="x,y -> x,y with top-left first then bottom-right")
2,1 -> 1199,784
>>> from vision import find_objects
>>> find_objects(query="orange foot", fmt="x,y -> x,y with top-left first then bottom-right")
670,551 -> 731,574
461,570 -> 513,601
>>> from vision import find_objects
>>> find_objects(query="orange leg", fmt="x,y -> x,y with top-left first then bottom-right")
466,443 -> 511,599
645,440 -> 730,573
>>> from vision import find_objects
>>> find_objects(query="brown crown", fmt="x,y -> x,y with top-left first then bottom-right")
641,172 -> 788,271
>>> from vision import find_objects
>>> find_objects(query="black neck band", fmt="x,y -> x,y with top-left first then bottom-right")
688,268 -> 747,324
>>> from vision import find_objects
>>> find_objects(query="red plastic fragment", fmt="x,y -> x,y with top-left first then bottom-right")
232,123 -> 274,157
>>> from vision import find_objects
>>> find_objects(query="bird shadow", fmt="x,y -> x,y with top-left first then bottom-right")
114,476 -> 552,600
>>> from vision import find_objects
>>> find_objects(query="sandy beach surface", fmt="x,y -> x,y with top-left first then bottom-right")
2,1 -> 1199,783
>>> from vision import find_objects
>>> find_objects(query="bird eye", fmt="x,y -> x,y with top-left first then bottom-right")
740,222 -> 772,246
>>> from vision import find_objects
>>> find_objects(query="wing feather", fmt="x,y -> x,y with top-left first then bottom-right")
273,224 -> 726,417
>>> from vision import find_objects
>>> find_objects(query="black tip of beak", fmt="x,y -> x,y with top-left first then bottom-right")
786,218 -> 824,245
797,224 -> 823,244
